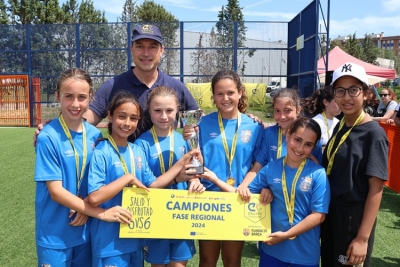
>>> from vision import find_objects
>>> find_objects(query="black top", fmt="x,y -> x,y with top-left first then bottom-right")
322,121 -> 388,205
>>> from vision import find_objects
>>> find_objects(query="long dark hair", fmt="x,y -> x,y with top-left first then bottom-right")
302,86 -> 335,117
107,90 -> 142,136
211,70 -> 248,113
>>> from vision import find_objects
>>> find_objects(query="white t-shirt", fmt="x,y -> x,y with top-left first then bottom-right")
312,113 -> 339,146
376,100 -> 397,116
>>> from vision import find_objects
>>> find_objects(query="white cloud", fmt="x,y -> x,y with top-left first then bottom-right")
382,0 -> 400,12
243,11 -> 297,20
328,15 -> 400,38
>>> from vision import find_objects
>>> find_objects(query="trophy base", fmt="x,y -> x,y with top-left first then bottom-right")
191,166 -> 204,174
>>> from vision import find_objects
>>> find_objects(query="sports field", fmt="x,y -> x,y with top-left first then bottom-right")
1,127 -> 399,266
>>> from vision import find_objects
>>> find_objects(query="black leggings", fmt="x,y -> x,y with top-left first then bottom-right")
320,203 -> 376,267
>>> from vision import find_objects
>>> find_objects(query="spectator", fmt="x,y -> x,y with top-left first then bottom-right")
364,86 -> 379,117
371,88 -> 397,122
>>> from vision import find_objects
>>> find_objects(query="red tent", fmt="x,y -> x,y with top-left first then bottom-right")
317,46 -> 396,79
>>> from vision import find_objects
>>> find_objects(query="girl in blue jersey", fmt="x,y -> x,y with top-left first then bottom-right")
135,85 -> 203,267
191,70 -> 264,267
88,90 -> 199,267
237,88 -> 323,203
34,68 -> 132,267
238,117 -> 330,267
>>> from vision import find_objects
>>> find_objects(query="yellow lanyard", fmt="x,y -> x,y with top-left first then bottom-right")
326,112 -> 365,175
58,115 -> 86,196
150,126 -> 174,174
281,157 -> 306,234
218,112 -> 241,177
322,111 -> 331,139
107,136 -> 135,176
277,127 -> 282,159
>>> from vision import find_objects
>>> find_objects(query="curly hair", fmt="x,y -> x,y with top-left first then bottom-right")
301,86 -> 335,117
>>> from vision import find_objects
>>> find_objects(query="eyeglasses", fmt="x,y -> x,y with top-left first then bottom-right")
333,86 -> 362,98
379,94 -> 389,97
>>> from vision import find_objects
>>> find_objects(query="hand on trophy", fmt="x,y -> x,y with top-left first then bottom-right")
179,110 -> 204,174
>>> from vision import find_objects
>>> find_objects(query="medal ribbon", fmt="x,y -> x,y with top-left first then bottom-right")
326,112 -> 365,175
277,127 -> 282,159
107,135 -> 135,177
281,157 -> 306,229
218,112 -> 241,178
150,126 -> 174,174
58,115 -> 86,196
322,111 -> 331,139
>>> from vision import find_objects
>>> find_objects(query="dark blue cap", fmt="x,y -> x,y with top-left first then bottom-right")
131,24 -> 163,44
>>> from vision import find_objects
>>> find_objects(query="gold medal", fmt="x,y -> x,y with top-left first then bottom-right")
226,177 -> 235,186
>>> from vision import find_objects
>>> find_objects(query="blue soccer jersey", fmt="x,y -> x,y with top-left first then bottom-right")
256,124 -> 323,166
199,112 -> 264,191
88,141 -> 156,258
34,119 -> 102,249
248,158 -> 330,265
135,130 -> 188,190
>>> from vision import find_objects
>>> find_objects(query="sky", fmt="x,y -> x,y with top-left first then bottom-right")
86,0 -> 400,38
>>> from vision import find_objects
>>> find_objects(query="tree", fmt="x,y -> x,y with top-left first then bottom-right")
136,0 -> 179,75
360,34 -> 378,65
0,0 -> 8,24
7,0 -> 42,24
61,0 -> 79,23
215,0 -> 253,73
344,33 -> 363,59
35,0 -> 64,24
119,0 -> 137,22
77,0 -> 106,23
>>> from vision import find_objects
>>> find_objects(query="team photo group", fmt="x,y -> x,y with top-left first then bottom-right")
33,24 -> 388,267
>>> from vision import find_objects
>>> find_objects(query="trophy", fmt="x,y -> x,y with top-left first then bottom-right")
180,110 -> 204,174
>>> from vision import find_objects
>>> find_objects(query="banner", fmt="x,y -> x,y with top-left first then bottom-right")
120,188 -> 271,241
244,83 -> 266,109
185,82 -> 266,110
185,83 -> 214,109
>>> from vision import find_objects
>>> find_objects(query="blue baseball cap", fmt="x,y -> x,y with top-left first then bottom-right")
131,24 -> 163,44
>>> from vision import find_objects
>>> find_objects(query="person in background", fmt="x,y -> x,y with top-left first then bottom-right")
371,88 -> 397,122
302,86 -> 341,146
364,86 -> 379,117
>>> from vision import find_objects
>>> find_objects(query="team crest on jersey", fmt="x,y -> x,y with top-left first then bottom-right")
41,264 -> 51,267
209,132 -> 218,138
240,130 -> 252,143
135,156 -> 143,170
179,146 -> 186,157
151,152 -> 158,159
270,145 -> 278,152
113,161 -> 122,168
64,149 -> 74,157
299,177 -> 312,192
273,178 -> 281,184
